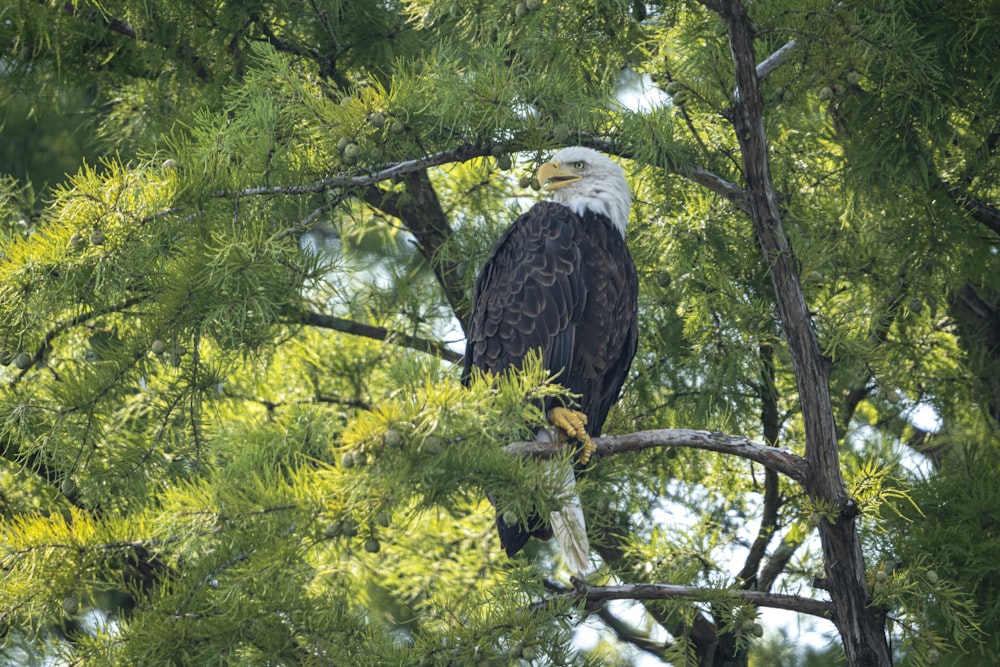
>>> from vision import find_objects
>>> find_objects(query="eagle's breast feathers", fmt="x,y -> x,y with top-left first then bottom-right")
463,200 -> 638,437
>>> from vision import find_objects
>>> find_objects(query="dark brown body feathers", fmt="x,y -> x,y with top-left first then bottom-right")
463,200 -> 638,557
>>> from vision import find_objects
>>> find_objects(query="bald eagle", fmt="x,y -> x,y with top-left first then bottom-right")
463,146 -> 638,573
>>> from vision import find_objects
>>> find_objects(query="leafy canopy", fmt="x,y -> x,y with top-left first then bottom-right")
1,0 -> 999,665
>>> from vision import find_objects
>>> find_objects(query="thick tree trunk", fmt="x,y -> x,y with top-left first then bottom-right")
711,1 -> 892,664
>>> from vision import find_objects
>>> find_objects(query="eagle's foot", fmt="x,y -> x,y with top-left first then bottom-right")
547,407 -> 596,465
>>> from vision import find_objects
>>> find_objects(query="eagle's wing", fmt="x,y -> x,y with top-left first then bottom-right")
463,200 -> 585,383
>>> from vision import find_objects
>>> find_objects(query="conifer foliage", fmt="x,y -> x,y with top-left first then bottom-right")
1,0 -> 998,665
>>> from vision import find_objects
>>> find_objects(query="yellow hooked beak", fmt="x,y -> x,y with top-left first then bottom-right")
536,161 -> 582,191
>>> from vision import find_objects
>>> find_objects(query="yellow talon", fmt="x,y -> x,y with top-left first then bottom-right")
548,406 -> 587,439
547,407 -> 596,465
577,435 -> 597,465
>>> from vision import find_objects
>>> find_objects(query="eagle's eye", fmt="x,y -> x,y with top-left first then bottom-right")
573,161 -> 586,171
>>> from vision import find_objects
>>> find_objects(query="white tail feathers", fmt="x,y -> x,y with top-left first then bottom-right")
537,429 -> 591,575
548,463 -> 591,575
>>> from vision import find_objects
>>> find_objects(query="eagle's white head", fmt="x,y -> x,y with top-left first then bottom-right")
536,146 -> 632,238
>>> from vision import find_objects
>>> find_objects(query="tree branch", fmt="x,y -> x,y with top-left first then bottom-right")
215,144 -> 493,201
226,391 -> 372,412
687,167 -> 751,213
595,606 -> 672,661
50,1 -> 215,82
754,40 -> 799,84
213,147 -> 489,336
738,468 -> 780,587
716,0 -> 890,663
587,518 -> 723,661
734,39 -> 799,103
506,428 -> 808,484
9,295 -> 150,386
950,284 -> 1000,427
835,285 -> 907,439
738,343 -> 783,588
759,534 -> 805,593
944,182 -> 1000,237
291,309 -> 462,363
53,0 -> 142,41
543,582 -> 833,620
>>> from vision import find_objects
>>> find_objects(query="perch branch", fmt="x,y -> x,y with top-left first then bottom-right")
505,428 -> 808,484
